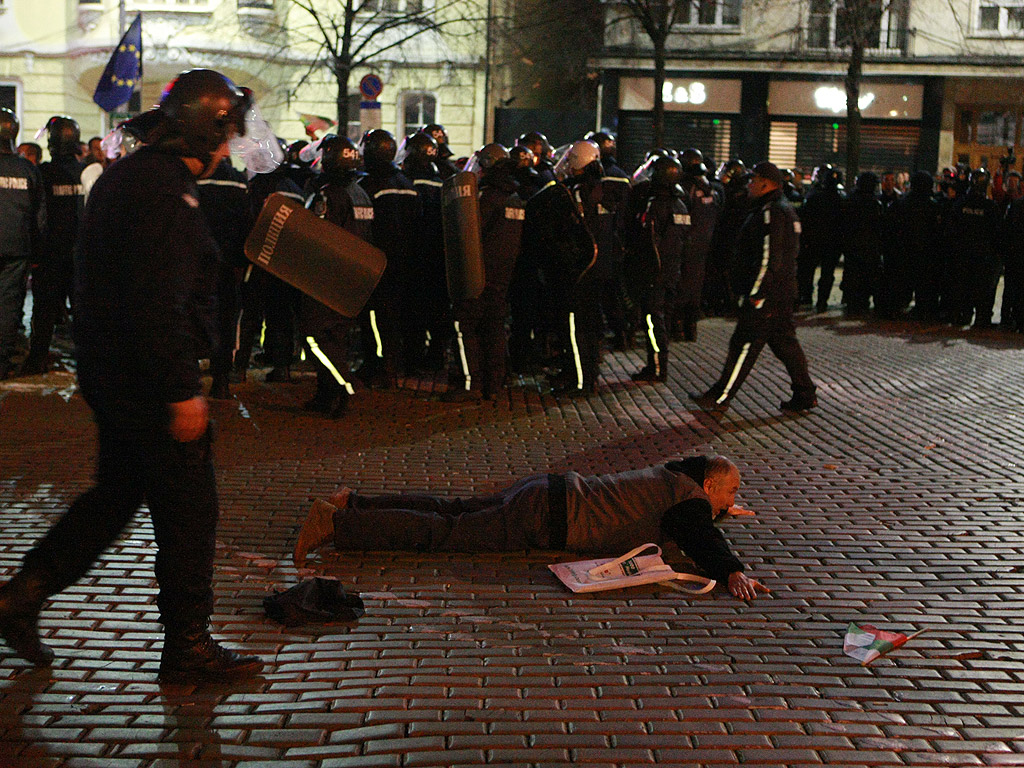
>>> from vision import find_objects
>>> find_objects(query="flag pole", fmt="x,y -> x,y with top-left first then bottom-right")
119,0 -> 127,36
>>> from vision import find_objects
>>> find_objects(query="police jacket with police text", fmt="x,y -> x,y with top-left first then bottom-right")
39,156 -> 84,261
0,152 -> 46,260
73,147 -> 220,431
732,189 -> 800,311
478,168 -> 524,296
309,173 -> 375,243
951,191 -> 1000,261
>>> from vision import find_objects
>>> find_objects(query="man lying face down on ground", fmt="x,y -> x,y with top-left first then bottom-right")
294,455 -> 769,600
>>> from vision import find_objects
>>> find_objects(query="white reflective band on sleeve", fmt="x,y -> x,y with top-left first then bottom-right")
673,214 -> 691,225
279,191 -> 304,202
306,336 -> 355,395
718,342 -> 752,403
539,180 -> 557,192
369,309 -> 384,359
645,314 -> 661,377
749,208 -> 771,297
414,179 -> 444,188
196,179 -> 248,190
568,312 -> 584,390
453,320 -> 471,390
374,188 -> 419,199
243,264 -> 254,283
601,176 -> 631,184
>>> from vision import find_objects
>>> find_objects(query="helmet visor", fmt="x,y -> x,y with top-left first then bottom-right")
227,101 -> 283,174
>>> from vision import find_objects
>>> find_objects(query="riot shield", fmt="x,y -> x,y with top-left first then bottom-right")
442,171 -> 485,301
244,192 -> 387,318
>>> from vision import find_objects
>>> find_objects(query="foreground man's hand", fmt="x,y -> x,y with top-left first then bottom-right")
169,396 -> 209,442
728,571 -> 770,600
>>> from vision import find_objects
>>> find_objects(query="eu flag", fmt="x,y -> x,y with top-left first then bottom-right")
93,14 -> 142,113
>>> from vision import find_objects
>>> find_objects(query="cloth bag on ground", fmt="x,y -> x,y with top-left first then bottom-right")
263,577 -> 365,626
548,543 -> 716,594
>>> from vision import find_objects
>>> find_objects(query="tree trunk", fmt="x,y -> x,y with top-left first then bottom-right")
335,62 -> 352,132
652,34 -> 666,149
844,41 -> 864,186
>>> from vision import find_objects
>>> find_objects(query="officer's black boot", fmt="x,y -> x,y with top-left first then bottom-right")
158,623 -> 261,683
209,375 -> 231,400
0,573 -> 55,666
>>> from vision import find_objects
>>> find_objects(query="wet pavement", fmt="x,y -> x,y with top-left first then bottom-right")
3,310 -> 1024,767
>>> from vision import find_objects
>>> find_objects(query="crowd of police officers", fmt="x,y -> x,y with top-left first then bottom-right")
3,102 -> 1023,412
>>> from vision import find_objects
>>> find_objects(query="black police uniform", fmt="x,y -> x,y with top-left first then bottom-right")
406,166 -> 450,372
195,160 -> 252,391
842,186 -> 883,313
893,179 -> 941,319
625,181 -> 690,381
236,170 -> 305,376
359,163 -> 418,386
17,147 -> 222,639
797,182 -> 845,311
1003,197 -> 1024,330
24,155 -> 83,370
702,188 -> 816,408
673,173 -> 719,341
597,156 -> 632,349
302,175 -> 375,412
0,152 -> 45,377
450,165 -> 524,398
946,190 -> 1000,326
705,179 -> 748,315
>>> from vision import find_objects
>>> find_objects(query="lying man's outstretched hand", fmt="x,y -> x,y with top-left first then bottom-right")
728,571 -> 770,600
726,506 -> 756,517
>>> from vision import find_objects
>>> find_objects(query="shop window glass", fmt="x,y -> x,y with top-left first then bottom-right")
402,92 -> 436,138
976,110 -> 1015,145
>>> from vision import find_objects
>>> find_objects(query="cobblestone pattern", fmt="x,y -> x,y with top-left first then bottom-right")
2,315 -> 1024,766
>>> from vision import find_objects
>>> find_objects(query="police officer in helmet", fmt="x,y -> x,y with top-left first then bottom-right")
0,69 -> 264,682
0,108 -> 45,380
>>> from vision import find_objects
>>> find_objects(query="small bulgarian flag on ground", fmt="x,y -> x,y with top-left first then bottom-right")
298,113 -> 337,139
843,622 -> 926,666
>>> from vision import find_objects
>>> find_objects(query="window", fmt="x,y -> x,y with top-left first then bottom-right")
401,92 -> 436,139
370,0 -> 430,13
807,0 -> 908,53
678,0 -> 740,27
956,107 -> 1021,147
127,0 -> 210,10
0,84 -> 17,115
978,1 -> 1024,33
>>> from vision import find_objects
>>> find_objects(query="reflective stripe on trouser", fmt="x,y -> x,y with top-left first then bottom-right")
453,319 -> 471,390
306,335 -> 355,395
568,312 -> 584,390
369,309 -> 384,359
717,342 -> 751,404
645,314 -> 661,377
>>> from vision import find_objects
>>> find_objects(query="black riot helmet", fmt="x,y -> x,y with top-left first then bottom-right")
421,123 -> 453,159
0,107 -> 17,154
360,129 -> 397,172
651,156 -> 683,189
716,158 -> 747,186
590,131 -> 616,160
157,69 -> 251,164
41,116 -> 81,160
679,147 -> 706,176
517,131 -> 553,163
855,171 -> 878,194
287,140 -> 310,167
509,144 -> 535,170
813,163 -> 842,189
321,134 -> 361,179
399,131 -> 439,173
970,167 -> 991,195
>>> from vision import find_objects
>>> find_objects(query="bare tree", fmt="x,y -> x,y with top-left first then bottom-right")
278,0 -> 486,130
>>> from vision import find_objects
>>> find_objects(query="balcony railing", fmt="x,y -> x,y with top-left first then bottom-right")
801,24 -> 914,57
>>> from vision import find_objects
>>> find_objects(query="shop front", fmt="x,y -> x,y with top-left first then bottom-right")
945,77 -> 1024,172
615,75 -> 743,171
766,78 -> 927,176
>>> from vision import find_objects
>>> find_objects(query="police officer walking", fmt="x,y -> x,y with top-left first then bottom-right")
302,135 -> 375,417
22,116 -> 84,374
0,69 -> 262,681
0,108 -> 45,380
692,163 -> 816,413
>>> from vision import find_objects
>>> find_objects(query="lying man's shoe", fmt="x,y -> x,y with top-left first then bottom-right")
293,499 -> 337,567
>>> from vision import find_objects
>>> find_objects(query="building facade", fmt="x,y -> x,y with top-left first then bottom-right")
0,0 -> 487,161
594,0 -> 1024,174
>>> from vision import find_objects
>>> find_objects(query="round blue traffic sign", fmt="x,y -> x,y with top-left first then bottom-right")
359,74 -> 383,100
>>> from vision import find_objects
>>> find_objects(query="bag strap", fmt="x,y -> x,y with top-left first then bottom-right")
588,543 -> 662,580
660,573 -> 717,595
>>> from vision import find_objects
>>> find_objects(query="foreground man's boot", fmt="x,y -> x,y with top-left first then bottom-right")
159,625 -> 261,683
0,574 -> 55,666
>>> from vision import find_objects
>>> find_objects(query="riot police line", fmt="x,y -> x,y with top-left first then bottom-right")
3,104 -> 1021,411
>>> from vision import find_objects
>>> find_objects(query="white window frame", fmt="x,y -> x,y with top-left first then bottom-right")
398,91 -> 438,139
975,0 -> 1024,35
678,0 -> 741,29
126,0 -> 212,12
366,0 -> 435,15
806,0 -> 907,53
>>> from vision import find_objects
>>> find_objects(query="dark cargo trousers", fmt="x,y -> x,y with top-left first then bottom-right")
0,256 -> 29,370
332,474 -> 567,552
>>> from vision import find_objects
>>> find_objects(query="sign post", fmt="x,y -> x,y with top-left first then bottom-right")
359,73 -> 384,134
